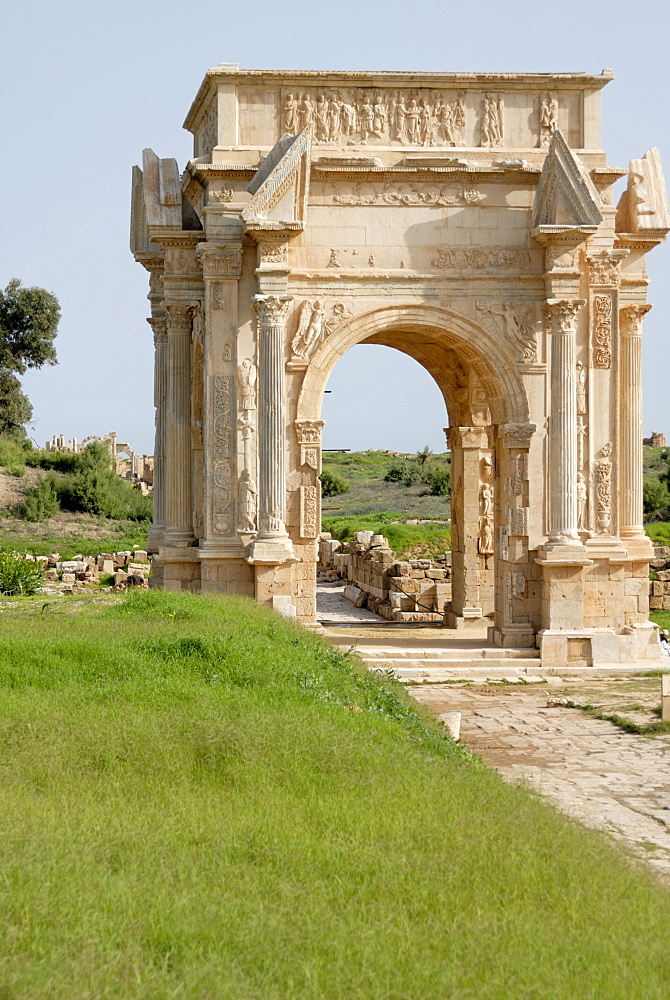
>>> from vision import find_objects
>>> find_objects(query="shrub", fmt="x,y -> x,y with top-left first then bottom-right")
21,476 -> 60,522
58,468 -> 153,522
643,477 -> 670,520
0,553 -> 44,596
320,469 -> 350,498
425,461 -> 451,497
384,463 -> 407,483
0,430 -> 30,476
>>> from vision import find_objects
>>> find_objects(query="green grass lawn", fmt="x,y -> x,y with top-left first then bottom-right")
323,514 -> 451,557
1,590 -> 670,998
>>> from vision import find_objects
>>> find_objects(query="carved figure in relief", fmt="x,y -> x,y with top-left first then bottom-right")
237,358 -> 257,412
328,248 -> 340,267
477,301 -> 536,363
327,96 -> 342,142
479,515 -> 494,555
482,93 -> 504,147
392,93 -> 407,143
405,98 -> 421,144
291,300 -> 325,359
372,95 -> 386,136
577,472 -> 588,531
359,97 -> 374,142
576,361 -> 587,415
577,416 -> 586,472
540,92 -> 558,147
419,98 -> 432,145
452,91 -> 466,145
481,481 -> 494,519
282,94 -> 299,133
315,95 -> 329,142
340,97 -> 357,136
237,471 -> 257,533
297,93 -> 315,131
368,254 -> 376,267
238,413 -> 254,472
435,99 -> 454,144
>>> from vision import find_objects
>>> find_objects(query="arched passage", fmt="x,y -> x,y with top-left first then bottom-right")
292,303 -> 535,641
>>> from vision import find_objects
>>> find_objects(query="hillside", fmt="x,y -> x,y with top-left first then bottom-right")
321,450 -> 451,520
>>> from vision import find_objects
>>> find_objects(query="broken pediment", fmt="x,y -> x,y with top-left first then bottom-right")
242,124 -> 312,227
532,129 -> 603,231
616,147 -> 670,235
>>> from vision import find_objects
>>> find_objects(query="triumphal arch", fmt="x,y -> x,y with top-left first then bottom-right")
131,66 -> 670,667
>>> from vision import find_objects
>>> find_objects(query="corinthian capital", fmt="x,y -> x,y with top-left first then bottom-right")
543,298 -> 585,334
620,303 -> 652,336
164,301 -> 196,331
253,295 -> 292,326
147,316 -> 168,346
586,251 -> 627,287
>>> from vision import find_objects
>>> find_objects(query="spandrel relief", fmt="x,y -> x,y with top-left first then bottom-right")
290,301 -> 352,362
477,301 -> 537,363
539,93 -> 558,148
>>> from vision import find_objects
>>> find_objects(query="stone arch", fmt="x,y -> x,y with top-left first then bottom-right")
296,303 -> 529,427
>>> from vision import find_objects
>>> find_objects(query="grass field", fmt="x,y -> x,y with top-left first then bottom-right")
323,513 -> 451,557
321,450 -> 452,519
1,589 -> 670,998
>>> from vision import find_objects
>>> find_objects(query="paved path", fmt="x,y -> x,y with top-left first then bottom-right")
316,582 -> 386,624
411,682 -> 670,879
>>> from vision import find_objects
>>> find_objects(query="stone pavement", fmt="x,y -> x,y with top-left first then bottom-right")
316,581 -> 387,624
411,680 -> 670,879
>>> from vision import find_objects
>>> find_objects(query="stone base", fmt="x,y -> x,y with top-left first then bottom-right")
247,537 -> 297,565
444,605 -> 486,629
488,623 -> 537,648
160,546 -> 201,592
538,625 -> 662,668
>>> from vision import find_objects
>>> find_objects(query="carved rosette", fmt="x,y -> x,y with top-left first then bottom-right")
196,243 -> 243,280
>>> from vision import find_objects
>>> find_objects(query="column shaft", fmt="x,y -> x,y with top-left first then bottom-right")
620,305 -> 651,539
546,300 -> 583,544
164,303 -> 195,546
152,319 -> 168,535
254,296 -> 291,538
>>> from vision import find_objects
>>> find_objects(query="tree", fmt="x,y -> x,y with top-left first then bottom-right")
643,477 -> 670,521
0,278 -> 60,432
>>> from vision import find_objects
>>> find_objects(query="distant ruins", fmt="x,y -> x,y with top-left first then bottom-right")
131,65 -> 670,668
643,432 -> 666,448
44,431 -> 154,489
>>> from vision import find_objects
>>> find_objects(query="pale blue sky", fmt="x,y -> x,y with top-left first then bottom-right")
1,0 -> 668,454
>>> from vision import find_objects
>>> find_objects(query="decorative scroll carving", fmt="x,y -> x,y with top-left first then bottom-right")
197,244 -> 243,279
477,301 -> 537,363
577,471 -> 588,531
539,93 -> 558,148
586,253 -> 622,287
211,285 -> 227,311
237,471 -> 257,534
432,247 -> 530,271
334,183 -> 482,207
258,241 -> 289,265
212,374 -> 233,534
290,301 -> 351,361
282,88 -> 470,147
481,93 -> 504,148
620,303 -> 652,335
237,359 -> 257,412
592,294 -> 613,369
299,485 -> 319,539
223,341 -> 233,362
509,506 -> 529,536
594,460 -> 612,534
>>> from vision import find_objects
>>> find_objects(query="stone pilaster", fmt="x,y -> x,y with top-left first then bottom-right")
164,301 -> 196,547
444,425 -> 488,628
248,295 -> 295,565
147,316 -> 167,550
544,299 -> 585,546
620,303 -> 653,555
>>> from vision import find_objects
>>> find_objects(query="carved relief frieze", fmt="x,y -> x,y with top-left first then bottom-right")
539,93 -> 558,148
237,358 -> 257,412
209,188 -> 233,203
299,485 -> 319,539
432,247 -> 530,271
511,570 -> 526,598
281,88 -> 470,147
333,183 -> 482,207
237,471 -> 257,534
212,374 -> 233,535
509,506 -> 529,537
499,423 -> 536,450
198,101 -> 218,158
544,247 -> 578,272
290,300 -> 352,362
481,93 -> 504,147
477,301 -> 537,363
586,253 -> 623,287
197,244 -> 243,279
296,418 -> 324,472
592,293 -> 613,369
258,241 -> 289,265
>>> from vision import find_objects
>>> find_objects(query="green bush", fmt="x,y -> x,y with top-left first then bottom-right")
320,469 -> 350,497
21,476 -> 60,522
643,477 -> 670,520
58,468 -> 152,522
0,430 -> 31,476
425,461 -> 451,496
0,552 -> 44,595
383,462 -> 406,483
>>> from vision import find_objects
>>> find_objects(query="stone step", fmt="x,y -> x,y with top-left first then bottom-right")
361,658 -> 543,680
330,642 -> 539,660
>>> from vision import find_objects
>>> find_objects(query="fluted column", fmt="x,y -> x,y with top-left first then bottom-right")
253,295 -> 292,540
620,304 -> 652,541
545,299 -> 584,545
164,302 -> 196,547
147,316 -> 167,545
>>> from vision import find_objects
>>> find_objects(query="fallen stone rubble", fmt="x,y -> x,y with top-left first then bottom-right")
15,549 -> 152,595
649,545 -> 670,611
319,530 -> 451,622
